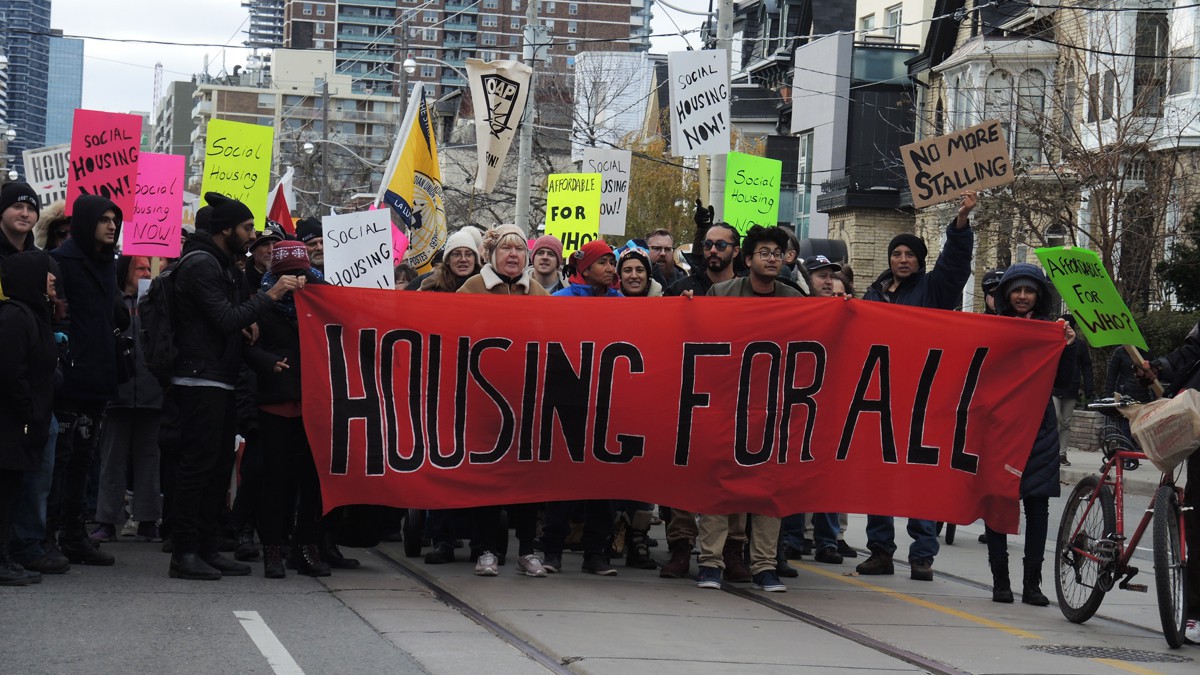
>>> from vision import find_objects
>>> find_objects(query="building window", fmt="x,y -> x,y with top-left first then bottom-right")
1045,223 -> 1069,249
796,131 -> 813,239
258,93 -> 274,108
315,22 -> 325,34
983,68 -> 1046,165
302,3 -> 312,15
482,14 -> 498,27
423,49 -> 436,59
567,40 -> 576,52
512,0 -> 520,9
314,39 -> 325,49
569,2 -> 578,14
1134,11 -> 1168,116
424,10 -> 437,22
568,21 -> 577,33
1171,47 -> 1193,96
545,19 -> 554,30
511,17 -> 521,29
1062,62 -> 1077,136
934,97 -> 944,136
482,33 -> 497,45
546,1 -> 555,13
484,0 -> 499,7
859,14 -> 875,33
509,34 -> 520,45
884,4 -> 902,41
316,4 -> 325,15
424,28 -> 438,41
421,65 -> 437,78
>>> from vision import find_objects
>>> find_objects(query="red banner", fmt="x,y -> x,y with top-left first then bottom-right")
297,286 -> 1065,533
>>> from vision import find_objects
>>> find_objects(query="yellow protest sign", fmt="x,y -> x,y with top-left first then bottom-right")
544,173 -> 601,257
199,119 -> 274,229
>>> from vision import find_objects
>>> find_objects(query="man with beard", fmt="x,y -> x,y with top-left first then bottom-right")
664,222 -> 739,298
166,193 -> 304,580
296,217 -> 324,272
646,228 -> 686,288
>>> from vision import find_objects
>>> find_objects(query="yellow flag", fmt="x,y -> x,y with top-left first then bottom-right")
377,84 -> 447,272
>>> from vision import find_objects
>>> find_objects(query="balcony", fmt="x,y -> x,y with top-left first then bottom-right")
441,73 -> 467,87
445,2 -> 479,12
444,20 -> 477,31
336,49 -> 391,63
444,35 -> 478,48
338,13 -> 396,27
190,100 -> 212,120
339,0 -> 395,7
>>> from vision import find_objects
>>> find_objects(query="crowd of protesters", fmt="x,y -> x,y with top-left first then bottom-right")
0,185 -> 1194,644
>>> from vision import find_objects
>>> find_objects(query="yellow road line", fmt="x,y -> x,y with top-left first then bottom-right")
1092,658 -> 1167,675
796,561 -> 1043,639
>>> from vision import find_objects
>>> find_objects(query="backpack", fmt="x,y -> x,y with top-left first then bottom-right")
138,251 -> 211,385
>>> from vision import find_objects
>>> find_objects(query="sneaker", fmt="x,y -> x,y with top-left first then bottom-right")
135,521 -> 162,543
855,551 -> 894,575
581,555 -> 617,576
474,551 -> 499,576
18,552 -> 70,575
542,553 -> 562,573
89,523 -> 116,544
516,554 -> 547,577
836,540 -> 859,559
1184,618 -> 1198,645
814,546 -> 843,565
910,557 -> 934,581
1059,454 -> 1071,467
752,570 -> 787,592
120,518 -> 138,538
696,566 -> 722,589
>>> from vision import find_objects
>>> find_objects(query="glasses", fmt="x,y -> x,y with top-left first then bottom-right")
649,246 -> 672,253
754,250 -> 784,261
448,250 -> 476,261
702,239 -> 732,252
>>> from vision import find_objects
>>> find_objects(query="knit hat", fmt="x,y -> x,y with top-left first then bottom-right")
618,246 -> 652,276
193,206 -> 212,234
482,224 -> 526,265
532,234 -> 564,266
443,227 -> 480,260
1006,277 -> 1041,295
888,233 -> 928,269
203,192 -> 254,234
568,239 -> 614,284
0,182 -> 41,218
295,217 -> 323,243
270,240 -> 311,274
251,221 -> 286,251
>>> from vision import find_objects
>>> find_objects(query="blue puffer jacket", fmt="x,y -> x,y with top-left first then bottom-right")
862,218 -> 974,310
552,282 -> 620,297
994,263 -> 1062,499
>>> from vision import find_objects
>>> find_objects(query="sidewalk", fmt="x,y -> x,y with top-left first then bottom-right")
1060,447 -> 1168,498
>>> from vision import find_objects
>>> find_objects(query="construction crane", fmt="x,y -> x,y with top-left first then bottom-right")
152,61 -> 163,115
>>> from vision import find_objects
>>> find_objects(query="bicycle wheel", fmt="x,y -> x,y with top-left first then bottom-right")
1152,485 -> 1187,648
945,523 -> 956,545
1055,476 -> 1116,623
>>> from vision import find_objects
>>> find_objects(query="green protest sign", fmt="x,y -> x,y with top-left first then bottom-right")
723,151 -> 781,235
1034,246 -> 1148,350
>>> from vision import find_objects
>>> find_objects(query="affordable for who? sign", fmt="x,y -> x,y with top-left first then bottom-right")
1034,246 -> 1148,350
544,173 -> 601,257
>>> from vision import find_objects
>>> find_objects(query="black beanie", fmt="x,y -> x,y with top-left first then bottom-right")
296,217 -> 323,243
0,182 -> 41,218
888,233 -> 928,269
203,192 -> 254,233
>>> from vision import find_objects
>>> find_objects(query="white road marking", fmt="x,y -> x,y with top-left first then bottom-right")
234,610 -> 305,675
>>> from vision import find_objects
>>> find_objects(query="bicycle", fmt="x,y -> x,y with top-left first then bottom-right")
1053,395 -> 1191,648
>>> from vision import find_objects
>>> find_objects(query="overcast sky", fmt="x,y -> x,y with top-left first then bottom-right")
51,0 -> 696,115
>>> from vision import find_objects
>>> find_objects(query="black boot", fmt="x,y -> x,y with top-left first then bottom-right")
0,538 -> 34,587
624,510 -> 657,570
321,532 -> 360,569
1022,558 -> 1049,606
234,524 -> 260,562
292,544 -> 331,577
263,545 -> 286,579
989,556 -> 1013,603
59,528 -> 115,566
169,552 -> 221,580
776,544 -> 799,578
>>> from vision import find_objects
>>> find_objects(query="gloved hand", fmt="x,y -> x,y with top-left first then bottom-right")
694,199 -> 714,229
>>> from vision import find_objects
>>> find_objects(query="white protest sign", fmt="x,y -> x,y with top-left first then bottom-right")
322,209 -> 394,289
581,147 -> 631,235
668,50 -> 731,157
467,59 -> 533,193
22,143 -> 71,207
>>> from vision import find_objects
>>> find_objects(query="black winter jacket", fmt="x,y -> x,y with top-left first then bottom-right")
109,294 -> 163,410
1152,322 -> 1200,396
994,263 -> 1062,499
170,231 -> 273,386
248,303 -> 305,405
1053,338 -> 1095,399
49,195 -> 126,403
863,218 -> 973,309
0,252 -> 57,471
1105,346 -> 1154,403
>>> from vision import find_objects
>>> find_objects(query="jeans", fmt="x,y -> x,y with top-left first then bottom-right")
782,512 -> 840,551
51,402 -> 105,539
1052,396 -> 1077,455
984,496 -> 1049,563
256,413 -> 321,546
9,415 -> 58,562
170,385 -> 238,556
865,515 -> 939,561
95,408 -> 162,525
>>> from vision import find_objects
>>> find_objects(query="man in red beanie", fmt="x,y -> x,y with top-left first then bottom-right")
551,239 -> 619,297
530,234 -> 565,294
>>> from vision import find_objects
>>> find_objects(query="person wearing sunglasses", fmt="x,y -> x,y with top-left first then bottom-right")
663,223 -> 740,298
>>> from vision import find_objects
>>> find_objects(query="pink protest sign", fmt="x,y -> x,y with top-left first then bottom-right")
66,109 -> 142,218
393,226 -> 409,266
123,153 -> 184,258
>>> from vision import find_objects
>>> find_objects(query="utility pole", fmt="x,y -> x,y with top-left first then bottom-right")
708,0 -> 733,221
398,19 -> 409,101
321,78 -> 330,212
514,0 -> 542,235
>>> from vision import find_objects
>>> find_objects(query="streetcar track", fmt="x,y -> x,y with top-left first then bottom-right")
371,546 -> 576,674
